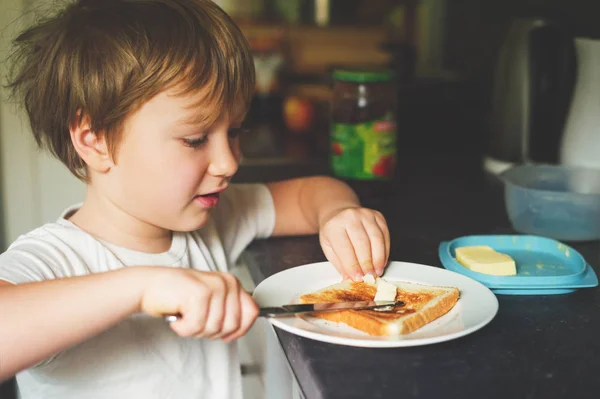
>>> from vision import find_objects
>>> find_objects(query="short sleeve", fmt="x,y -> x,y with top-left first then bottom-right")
0,226 -> 93,285
210,183 -> 275,264
0,239 -> 66,284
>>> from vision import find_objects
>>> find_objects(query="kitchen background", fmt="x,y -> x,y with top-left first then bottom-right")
1,0 -> 600,397
2,0 -> 600,248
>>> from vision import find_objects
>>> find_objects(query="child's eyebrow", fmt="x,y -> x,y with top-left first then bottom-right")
175,103 -> 222,128
174,112 -> 218,130
176,113 -> 213,129
177,119 -> 207,129
177,109 -> 247,129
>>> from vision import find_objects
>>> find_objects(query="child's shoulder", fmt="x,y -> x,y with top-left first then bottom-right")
0,217 -> 117,282
3,217 -> 104,271
8,218 -> 91,250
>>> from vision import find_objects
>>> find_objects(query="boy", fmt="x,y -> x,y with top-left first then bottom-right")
0,0 -> 390,398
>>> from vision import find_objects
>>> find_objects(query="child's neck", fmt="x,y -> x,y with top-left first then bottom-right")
68,191 -> 173,254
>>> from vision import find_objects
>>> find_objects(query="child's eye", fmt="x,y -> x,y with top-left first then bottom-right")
182,136 -> 208,148
228,128 -> 248,138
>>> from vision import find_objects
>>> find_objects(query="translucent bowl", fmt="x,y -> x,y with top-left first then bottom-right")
500,164 -> 600,242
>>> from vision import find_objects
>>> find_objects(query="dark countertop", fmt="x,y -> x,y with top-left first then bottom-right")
241,153 -> 600,399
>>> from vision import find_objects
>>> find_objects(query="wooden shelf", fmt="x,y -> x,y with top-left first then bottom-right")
238,23 -> 393,75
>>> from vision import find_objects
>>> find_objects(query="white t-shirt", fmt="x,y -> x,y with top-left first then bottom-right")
0,184 -> 275,399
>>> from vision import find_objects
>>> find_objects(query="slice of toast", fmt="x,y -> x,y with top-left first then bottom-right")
299,279 -> 460,336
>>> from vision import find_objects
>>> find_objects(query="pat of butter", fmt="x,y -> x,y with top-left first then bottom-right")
362,274 -> 376,285
374,278 -> 397,302
455,245 -> 517,276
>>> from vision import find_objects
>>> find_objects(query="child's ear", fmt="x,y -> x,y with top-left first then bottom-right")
69,112 -> 113,173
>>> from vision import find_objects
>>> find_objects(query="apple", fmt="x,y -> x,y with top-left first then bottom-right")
283,96 -> 314,133
372,155 -> 394,177
331,142 -> 343,155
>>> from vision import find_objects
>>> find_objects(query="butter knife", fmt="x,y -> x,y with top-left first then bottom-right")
258,300 -> 404,318
164,300 -> 404,322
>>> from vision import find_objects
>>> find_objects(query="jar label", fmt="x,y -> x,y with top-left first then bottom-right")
331,117 -> 396,180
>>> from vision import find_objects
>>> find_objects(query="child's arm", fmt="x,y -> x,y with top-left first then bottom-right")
0,268 -> 257,380
266,176 -> 390,281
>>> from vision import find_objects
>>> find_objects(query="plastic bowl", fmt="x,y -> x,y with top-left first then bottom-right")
500,164 -> 600,241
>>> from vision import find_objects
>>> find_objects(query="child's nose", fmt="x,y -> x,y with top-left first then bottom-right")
207,137 -> 239,178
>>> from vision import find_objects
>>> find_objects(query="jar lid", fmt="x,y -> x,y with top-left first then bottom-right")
333,69 -> 394,83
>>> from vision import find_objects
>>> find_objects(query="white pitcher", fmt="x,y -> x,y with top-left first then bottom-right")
560,37 -> 600,170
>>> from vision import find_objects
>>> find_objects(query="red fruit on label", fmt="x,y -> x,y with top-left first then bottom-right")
331,142 -> 344,155
372,155 -> 394,177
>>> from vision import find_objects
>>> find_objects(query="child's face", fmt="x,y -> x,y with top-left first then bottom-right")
100,87 -> 243,233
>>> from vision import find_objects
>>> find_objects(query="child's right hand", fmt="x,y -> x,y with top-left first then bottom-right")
139,268 -> 258,342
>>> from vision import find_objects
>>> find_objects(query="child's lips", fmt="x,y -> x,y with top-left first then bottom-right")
194,193 -> 220,208
194,186 -> 227,208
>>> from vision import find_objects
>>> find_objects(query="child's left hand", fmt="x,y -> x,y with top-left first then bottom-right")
318,207 -> 390,281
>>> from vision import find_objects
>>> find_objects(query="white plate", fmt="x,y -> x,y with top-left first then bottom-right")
253,261 -> 499,348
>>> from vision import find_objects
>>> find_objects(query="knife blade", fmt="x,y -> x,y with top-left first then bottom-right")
164,300 -> 405,322
259,299 -> 404,318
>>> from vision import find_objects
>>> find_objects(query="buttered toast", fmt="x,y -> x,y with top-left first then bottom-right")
299,279 -> 459,336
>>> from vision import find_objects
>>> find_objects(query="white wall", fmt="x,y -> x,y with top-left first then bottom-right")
0,0 -> 85,249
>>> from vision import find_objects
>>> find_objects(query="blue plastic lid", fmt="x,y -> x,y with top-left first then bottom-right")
438,235 -> 598,295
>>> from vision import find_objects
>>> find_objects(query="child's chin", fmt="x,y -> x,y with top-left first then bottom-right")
176,214 -> 210,232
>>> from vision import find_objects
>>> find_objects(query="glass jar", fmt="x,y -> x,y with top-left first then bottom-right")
330,69 -> 397,182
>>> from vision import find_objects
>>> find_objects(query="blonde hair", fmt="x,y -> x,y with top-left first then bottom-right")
7,0 -> 255,180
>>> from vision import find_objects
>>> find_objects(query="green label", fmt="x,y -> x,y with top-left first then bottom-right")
330,118 -> 396,180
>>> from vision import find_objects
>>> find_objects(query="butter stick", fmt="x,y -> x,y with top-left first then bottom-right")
455,246 -> 517,276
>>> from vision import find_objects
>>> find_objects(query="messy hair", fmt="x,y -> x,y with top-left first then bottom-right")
6,0 -> 255,180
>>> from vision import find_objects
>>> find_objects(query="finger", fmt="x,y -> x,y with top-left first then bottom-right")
320,236 -> 349,280
375,213 -> 390,265
331,229 -> 363,281
362,219 -> 387,275
200,276 -> 227,339
346,225 -> 376,278
217,274 -> 242,339
223,292 -> 258,342
170,289 -> 211,338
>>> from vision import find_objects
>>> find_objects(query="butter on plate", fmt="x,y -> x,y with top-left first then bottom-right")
374,278 -> 398,301
455,245 -> 517,276
361,274 -> 398,301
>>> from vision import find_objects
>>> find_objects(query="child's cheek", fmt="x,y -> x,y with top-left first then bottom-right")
178,158 -> 208,192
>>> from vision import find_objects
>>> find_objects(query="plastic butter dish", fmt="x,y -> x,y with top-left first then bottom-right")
438,235 -> 598,295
